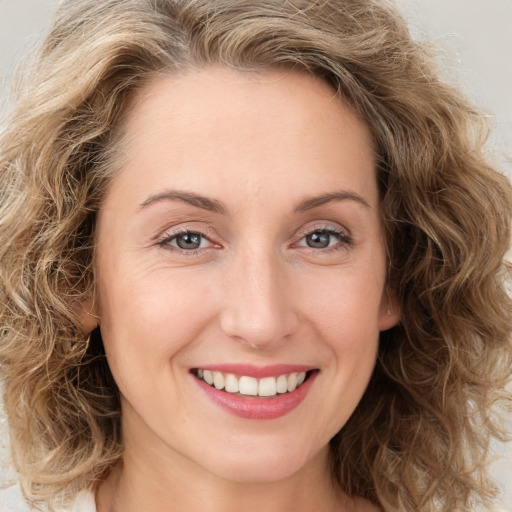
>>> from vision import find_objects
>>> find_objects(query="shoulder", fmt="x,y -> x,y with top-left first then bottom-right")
0,483 -> 96,512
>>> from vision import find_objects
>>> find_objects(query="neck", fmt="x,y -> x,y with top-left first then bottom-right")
96,446 -> 351,512
94,403 -> 378,512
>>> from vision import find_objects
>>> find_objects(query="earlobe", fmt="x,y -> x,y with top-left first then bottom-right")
378,291 -> 400,331
77,296 -> 100,333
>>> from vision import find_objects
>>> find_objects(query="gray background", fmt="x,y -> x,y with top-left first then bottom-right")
1,0 -> 511,510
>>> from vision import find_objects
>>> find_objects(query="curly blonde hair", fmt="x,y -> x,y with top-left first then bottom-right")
1,1 -> 511,510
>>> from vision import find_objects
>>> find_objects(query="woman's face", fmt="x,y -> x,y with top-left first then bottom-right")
90,67 -> 398,483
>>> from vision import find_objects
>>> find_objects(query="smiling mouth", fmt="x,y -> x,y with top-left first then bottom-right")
191,369 -> 316,398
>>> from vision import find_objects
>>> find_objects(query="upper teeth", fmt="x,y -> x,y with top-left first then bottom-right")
197,369 -> 307,397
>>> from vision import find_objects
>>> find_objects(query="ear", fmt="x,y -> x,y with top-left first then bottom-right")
77,295 -> 100,333
377,288 -> 400,331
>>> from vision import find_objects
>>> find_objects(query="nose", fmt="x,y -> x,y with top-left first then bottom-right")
219,247 -> 298,350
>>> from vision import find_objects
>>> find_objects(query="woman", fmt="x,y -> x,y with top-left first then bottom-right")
1,1 -> 511,511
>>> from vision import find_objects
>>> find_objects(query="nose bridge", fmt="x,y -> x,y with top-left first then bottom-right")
220,243 -> 296,348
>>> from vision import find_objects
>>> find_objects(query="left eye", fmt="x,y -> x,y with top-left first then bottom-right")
163,231 -> 211,250
297,230 -> 346,249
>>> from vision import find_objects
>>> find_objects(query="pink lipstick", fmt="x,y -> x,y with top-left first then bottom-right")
191,364 -> 318,420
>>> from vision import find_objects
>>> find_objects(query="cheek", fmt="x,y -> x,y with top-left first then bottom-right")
298,260 -> 386,338
313,278 -> 381,376
295,261 -> 384,394
96,262 -> 215,389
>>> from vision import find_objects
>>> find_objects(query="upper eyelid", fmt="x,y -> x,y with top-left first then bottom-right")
297,222 -> 352,238
156,223 -> 217,241
302,225 -> 345,234
158,229 -> 215,245
154,221 -> 352,245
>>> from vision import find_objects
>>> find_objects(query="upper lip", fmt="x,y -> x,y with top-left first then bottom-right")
191,363 -> 317,378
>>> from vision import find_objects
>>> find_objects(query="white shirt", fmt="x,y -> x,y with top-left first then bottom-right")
64,490 -> 96,512
1,483 -> 511,512
0,483 -> 96,512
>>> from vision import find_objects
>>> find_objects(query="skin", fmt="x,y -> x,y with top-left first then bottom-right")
86,67 -> 398,512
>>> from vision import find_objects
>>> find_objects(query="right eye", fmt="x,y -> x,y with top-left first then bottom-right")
302,230 -> 339,249
159,230 -> 215,252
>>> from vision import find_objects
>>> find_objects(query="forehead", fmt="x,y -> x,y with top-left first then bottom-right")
122,66 -> 373,152
109,66 -> 377,210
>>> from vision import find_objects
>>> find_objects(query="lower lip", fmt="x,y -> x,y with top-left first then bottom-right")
193,372 -> 318,420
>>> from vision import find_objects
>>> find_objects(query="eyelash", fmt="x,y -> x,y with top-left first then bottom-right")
296,225 -> 353,253
157,228 -> 217,254
157,225 -> 353,255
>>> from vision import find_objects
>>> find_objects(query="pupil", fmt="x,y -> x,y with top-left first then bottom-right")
177,233 -> 201,250
307,232 -> 330,248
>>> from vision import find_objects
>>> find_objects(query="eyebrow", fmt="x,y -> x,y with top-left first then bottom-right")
293,190 -> 371,212
138,190 -> 228,214
138,188 -> 370,215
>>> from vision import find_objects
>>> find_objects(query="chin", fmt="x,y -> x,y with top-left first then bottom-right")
198,436 -> 324,484
207,459 -> 304,485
